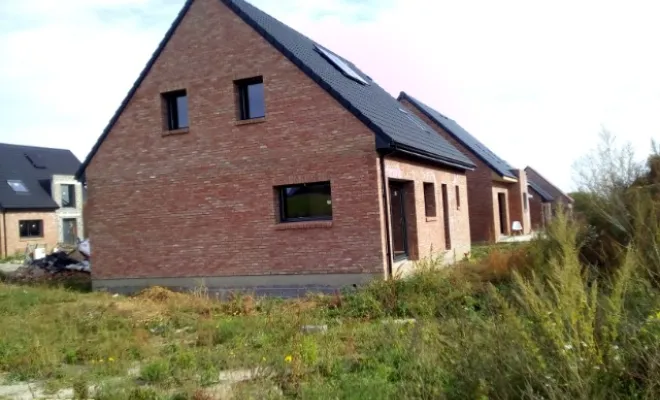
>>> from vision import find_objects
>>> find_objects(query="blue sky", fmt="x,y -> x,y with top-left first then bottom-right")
1,0 -> 659,191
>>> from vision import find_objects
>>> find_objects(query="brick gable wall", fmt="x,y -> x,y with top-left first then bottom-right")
85,0 -> 387,286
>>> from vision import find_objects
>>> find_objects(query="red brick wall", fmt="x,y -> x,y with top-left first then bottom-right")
383,157 -> 471,266
85,0 -> 386,280
0,211 -> 58,257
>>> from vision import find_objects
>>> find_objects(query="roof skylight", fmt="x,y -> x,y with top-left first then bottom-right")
315,45 -> 369,85
7,180 -> 28,193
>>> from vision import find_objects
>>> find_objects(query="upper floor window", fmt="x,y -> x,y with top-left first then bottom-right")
278,181 -> 332,222
236,77 -> 265,120
61,184 -> 76,207
162,90 -> 188,130
19,220 -> 43,238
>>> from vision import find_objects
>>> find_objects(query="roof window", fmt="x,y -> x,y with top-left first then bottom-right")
315,45 -> 369,85
7,180 -> 28,193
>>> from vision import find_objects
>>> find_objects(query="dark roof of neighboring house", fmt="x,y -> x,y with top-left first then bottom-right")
525,166 -> 574,204
527,180 -> 554,202
76,0 -> 476,180
398,92 -> 517,179
0,143 -> 80,210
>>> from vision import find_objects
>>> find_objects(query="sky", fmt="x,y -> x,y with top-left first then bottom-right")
1,0 -> 659,191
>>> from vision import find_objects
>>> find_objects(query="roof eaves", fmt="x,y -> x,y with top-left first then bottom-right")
528,181 -> 554,202
390,143 -> 476,171
75,0 -> 195,180
398,91 -> 515,178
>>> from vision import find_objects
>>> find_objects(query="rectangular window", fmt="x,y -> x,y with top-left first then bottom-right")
236,77 -> 265,120
279,181 -> 332,222
523,193 -> 528,211
163,90 -> 188,130
423,182 -> 436,217
61,184 -> 76,207
455,185 -> 461,209
19,220 -> 43,238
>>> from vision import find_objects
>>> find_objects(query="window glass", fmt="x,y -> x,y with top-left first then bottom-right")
280,182 -> 332,221
19,220 -> 43,238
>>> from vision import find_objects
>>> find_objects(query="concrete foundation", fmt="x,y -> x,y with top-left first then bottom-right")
93,273 -> 381,297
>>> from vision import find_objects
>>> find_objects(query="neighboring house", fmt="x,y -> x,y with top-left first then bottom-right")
398,92 -> 531,243
76,0 -> 476,294
525,166 -> 574,228
527,180 -> 554,230
0,143 -> 84,258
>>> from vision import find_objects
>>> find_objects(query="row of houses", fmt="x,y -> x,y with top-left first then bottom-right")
1,0 -> 573,295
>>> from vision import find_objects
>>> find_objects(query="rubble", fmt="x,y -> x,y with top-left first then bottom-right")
5,239 -> 91,283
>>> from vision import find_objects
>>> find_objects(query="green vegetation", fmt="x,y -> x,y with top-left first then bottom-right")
2,136 -> 660,398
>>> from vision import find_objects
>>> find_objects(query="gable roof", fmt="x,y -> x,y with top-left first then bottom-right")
398,92 -> 517,179
525,166 -> 574,204
527,180 -> 554,202
76,0 -> 475,180
0,143 -> 81,210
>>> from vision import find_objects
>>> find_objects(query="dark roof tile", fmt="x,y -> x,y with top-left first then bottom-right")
398,92 -> 516,178
0,143 -> 80,210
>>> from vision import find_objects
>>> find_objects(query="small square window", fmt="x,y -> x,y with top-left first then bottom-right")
7,180 -> 28,193
423,182 -> 436,217
236,77 -> 265,120
162,90 -> 188,130
61,184 -> 76,207
19,220 -> 43,238
455,186 -> 461,209
279,181 -> 332,222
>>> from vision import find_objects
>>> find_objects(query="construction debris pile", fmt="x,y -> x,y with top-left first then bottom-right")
9,239 -> 91,281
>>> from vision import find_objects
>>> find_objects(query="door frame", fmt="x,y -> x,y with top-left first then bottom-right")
497,192 -> 507,235
389,180 -> 409,260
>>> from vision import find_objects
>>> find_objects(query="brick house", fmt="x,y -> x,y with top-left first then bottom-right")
525,166 -> 574,229
76,0 -> 476,294
398,93 -> 531,243
0,143 -> 85,258
527,180 -> 554,231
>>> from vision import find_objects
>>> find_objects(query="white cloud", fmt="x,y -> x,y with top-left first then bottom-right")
1,0 -> 659,191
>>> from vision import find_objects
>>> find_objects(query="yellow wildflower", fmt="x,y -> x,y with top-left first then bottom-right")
284,355 -> 293,363
108,357 -> 115,363
262,357 -> 267,362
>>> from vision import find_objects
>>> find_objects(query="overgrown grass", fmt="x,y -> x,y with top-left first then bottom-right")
4,215 -> 660,398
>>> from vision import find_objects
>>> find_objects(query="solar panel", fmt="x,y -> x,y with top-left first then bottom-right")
315,45 -> 369,85
7,180 -> 28,193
